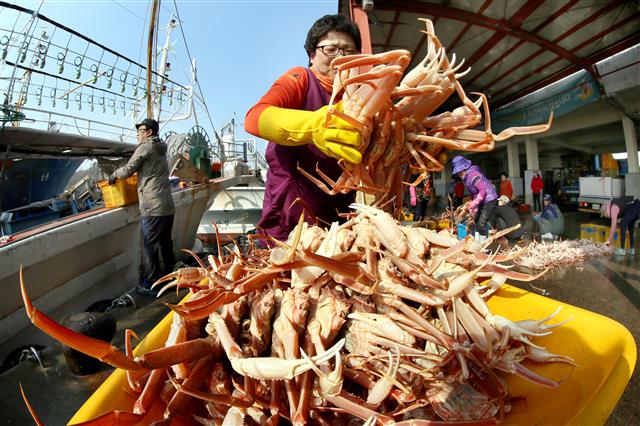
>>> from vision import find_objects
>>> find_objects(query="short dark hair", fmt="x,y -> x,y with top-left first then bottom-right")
501,172 -> 508,178
304,14 -> 361,62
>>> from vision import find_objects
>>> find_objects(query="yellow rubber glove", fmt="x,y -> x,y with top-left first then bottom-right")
257,103 -> 362,164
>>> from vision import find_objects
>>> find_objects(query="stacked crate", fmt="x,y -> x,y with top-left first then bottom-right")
580,223 -> 596,241
580,223 -> 630,249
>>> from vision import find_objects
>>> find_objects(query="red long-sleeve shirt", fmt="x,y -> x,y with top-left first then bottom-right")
244,66 -> 333,136
531,174 -> 544,194
500,179 -> 513,199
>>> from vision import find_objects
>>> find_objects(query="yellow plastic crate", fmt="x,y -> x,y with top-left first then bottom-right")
594,225 -> 608,244
98,175 -> 138,208
70,285 -> 636,425
424,220 -> 436,230
399,210 -> 414,221
592,225 -> 631,249
580,223 -> 596,241
437,219 -> 452,230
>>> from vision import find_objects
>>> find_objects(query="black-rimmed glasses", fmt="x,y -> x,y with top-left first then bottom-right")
316,44 -> 358,57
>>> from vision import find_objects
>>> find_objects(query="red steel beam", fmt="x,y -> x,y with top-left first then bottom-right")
349,1 -> 372,55
382,10 -> 401,51
464,0 -> 545,71
466,0 -> 581,86
448,0 -> 493,52
478,0 -> 624,94
552,0 -> 624,48
579,28 -> 640,65
489,9 -> 637,106
493,27 -> 640,108
373,0 -> 591,71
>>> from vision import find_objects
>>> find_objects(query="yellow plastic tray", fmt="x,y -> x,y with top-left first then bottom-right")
69,285 -> 636,425
98,175 -> 138,208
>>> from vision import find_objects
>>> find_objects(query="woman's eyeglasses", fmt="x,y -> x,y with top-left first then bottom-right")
316,44 -> 358,57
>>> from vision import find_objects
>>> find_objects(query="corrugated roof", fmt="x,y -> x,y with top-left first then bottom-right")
338,0 -> 639,109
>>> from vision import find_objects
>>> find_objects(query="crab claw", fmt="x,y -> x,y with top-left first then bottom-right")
230,339 -> 346,381
20,268 -> 143,371
486,314 -> 549,349
527,346 -> 578,367
151,267 -> 208,289
300,346 -> 343,397
516,307 -> 573,334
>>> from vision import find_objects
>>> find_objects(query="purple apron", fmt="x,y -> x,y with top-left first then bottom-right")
259,68 -> 354,241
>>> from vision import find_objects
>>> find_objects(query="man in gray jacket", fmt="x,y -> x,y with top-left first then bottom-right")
109,118 -> 175,295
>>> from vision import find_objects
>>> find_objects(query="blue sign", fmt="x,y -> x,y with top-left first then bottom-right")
491,71 -> 601,133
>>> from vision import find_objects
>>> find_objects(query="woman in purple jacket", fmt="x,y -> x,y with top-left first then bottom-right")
451,155 -> 498,240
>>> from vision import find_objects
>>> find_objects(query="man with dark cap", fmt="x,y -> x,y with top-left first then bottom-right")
109,118 -> 175,295
533,194 -> 564,238
451,155 -> 498,242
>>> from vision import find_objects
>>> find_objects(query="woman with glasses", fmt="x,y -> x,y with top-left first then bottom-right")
245,14 -> 362,241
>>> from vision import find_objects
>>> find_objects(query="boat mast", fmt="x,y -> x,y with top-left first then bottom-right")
154,16 -> 176,121
146,0 -> 160,119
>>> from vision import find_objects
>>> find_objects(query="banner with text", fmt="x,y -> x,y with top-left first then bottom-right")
491,71 -> 601,133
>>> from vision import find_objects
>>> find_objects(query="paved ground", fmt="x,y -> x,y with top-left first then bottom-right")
0,209 -> 637,425
0,289 -> 187,425
515,210 -> 639,426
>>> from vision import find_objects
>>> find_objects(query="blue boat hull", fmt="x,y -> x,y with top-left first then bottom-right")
0,158 -> 82,212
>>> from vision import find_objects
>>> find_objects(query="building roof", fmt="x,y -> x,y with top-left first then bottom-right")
338,0 -> 639,110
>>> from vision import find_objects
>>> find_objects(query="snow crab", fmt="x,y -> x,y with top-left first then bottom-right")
20,203 -> 575,425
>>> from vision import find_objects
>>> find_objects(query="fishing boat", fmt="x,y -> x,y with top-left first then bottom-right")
0,1 -> 266,360
195,119 -> 266,247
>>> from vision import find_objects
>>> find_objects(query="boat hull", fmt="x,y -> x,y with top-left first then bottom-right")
196,186 -> 264,246
0,158 -> 82,212
0,175 -> 253,358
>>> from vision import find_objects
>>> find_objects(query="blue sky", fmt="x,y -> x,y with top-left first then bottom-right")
17,0 -> 340,153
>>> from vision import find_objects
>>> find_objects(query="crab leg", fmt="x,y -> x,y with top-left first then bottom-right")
165,355 -> 214,418
133,368 -> 166,415
439,254 -> 492,298
19,384 -> 44,426
475,264 -> 548,282
167,372 -> 254,407
166,291 -> 243,320
20,269 -> 143,371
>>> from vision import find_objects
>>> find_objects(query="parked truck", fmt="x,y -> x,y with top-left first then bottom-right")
577,176 -> 625,213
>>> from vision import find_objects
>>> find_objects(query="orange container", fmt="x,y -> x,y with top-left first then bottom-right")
98,175 -> 138,208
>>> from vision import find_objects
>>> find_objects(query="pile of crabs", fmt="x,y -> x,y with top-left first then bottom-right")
19,19 -> 570,426
21,204 -> 575,425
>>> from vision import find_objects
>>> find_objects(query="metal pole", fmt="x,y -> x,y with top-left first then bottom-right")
146,0 -> 160,119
